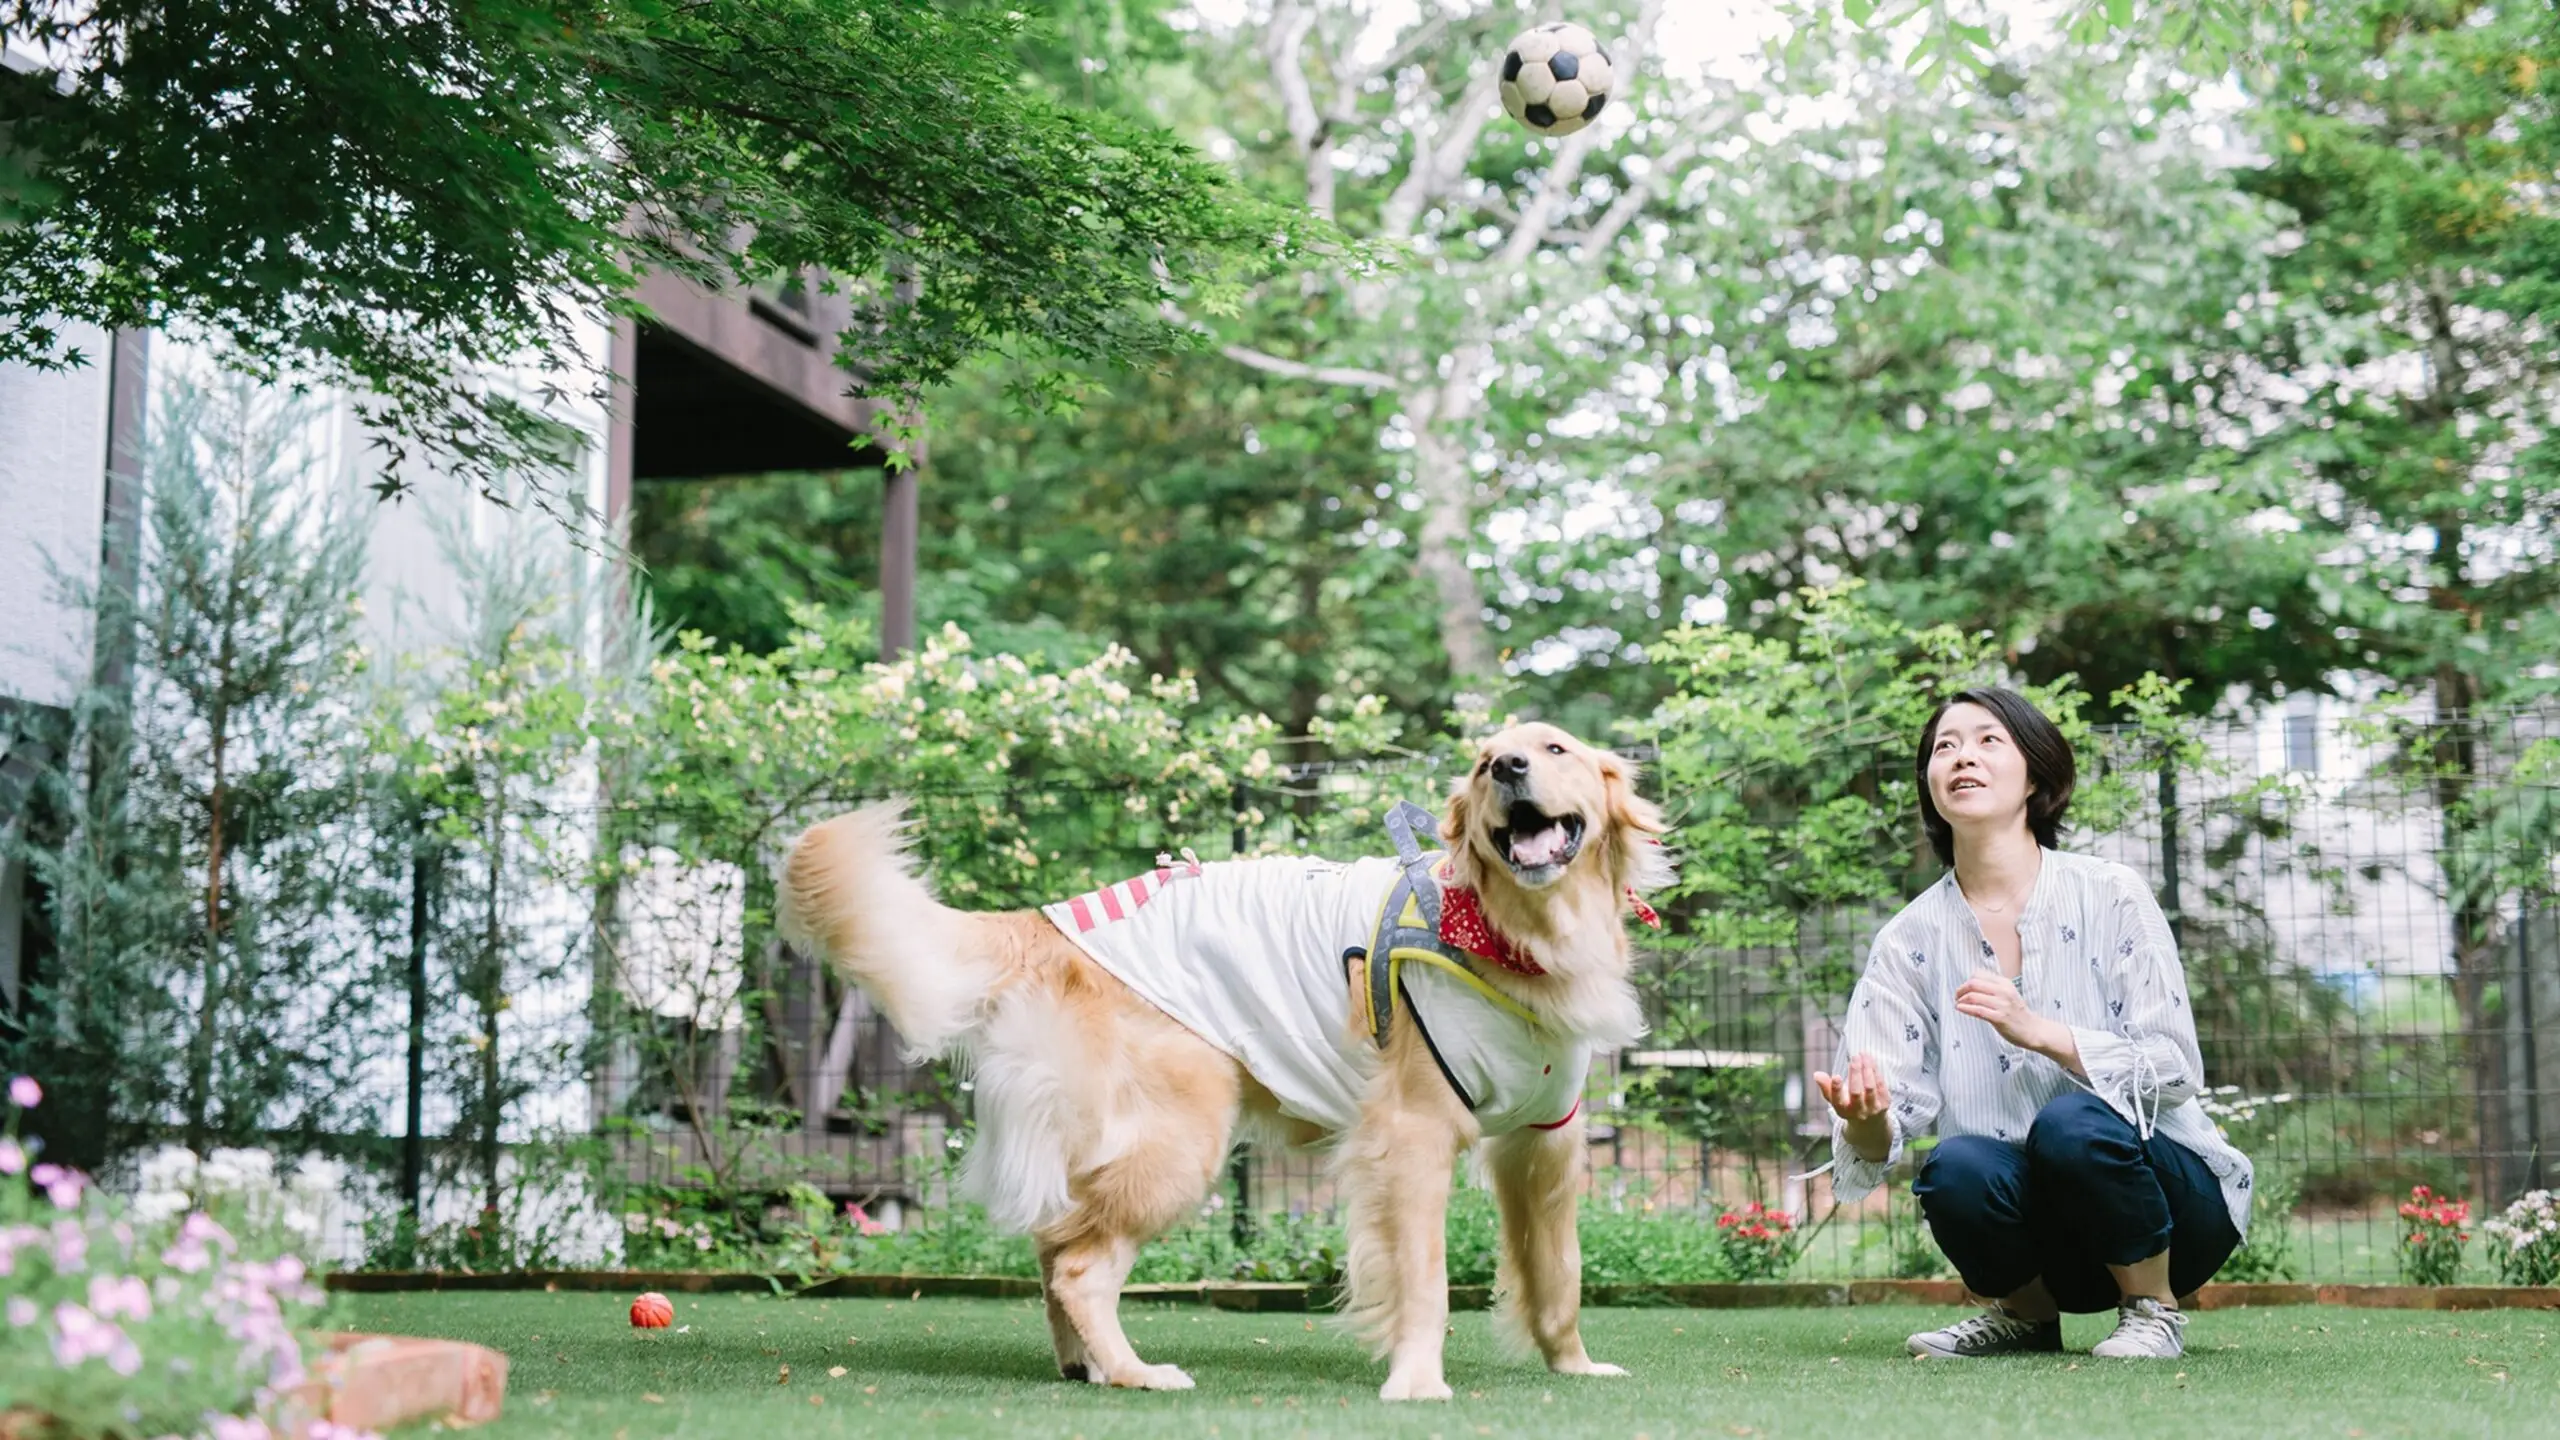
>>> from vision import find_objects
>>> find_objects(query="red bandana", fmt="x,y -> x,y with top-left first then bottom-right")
1433,877 -> 1665,978
1436,883 -> 1542,976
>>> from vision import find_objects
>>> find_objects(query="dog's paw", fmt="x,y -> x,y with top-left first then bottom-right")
1059,1362 -> 1092,1383
1550,1357 -> 1628,1378
1378,1372 -> 1455,1402
1110,1362 -> 1196,1391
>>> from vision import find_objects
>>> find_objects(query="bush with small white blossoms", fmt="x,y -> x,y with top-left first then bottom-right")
2483,1189 -> 2560,1288
129,1146 -> 346,1256
601,611 -> 1402,909
0,1077 -> 371,1440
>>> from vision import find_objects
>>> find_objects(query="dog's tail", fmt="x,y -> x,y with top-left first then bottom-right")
777,800 -> 996,1058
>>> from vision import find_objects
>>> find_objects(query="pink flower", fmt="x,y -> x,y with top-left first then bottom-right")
90,1273 -> 152,1322
207,1416 -> 272,1440
0,1222 -> 39,1275
30,1163 -> 83,1209
6,1297 -> 35,1327
6,1075 -> 38,1109
847,1204 -> 886,1238
186,1211 -> 233,1243
164,1212 -> 235,1274
0,1137 -> 24,1175
50,1218 -> 89,1273
50,1301 -> 133,1371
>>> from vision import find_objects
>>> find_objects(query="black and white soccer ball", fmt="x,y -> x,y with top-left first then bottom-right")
1499,22 -> 1614,138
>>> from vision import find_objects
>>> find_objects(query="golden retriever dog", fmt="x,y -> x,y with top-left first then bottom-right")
777,722 -> 1669,1401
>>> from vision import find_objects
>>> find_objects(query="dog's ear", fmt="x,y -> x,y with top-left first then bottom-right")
1441,771 -> 1481,880
1598,750 -> 1674,893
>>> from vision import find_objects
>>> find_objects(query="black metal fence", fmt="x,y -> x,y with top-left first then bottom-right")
391,708 -> 2559,1284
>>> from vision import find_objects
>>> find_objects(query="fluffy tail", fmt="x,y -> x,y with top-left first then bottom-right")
777,801 -> 991,1058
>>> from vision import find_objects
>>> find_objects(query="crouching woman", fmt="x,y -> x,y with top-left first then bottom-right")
1814,688 -> 2253,1360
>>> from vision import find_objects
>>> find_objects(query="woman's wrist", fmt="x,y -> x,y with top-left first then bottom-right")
1841,1114 -> 1892,1163
2025,1018 -> 2085,1076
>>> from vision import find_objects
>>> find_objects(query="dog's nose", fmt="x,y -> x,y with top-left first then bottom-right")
1490,752 -> 1530,783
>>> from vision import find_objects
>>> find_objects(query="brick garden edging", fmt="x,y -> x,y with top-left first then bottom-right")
327,1271 -> 2560,1311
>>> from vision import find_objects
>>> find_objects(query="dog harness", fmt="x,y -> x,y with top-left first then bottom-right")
1347,802 -> 1588,1133
1039,804 -> 1589,1138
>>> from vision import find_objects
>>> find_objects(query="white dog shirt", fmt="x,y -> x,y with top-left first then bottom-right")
1041,844 -> 1589,1139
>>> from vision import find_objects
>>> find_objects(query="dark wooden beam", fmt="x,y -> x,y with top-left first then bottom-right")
880,464 -> 917,658
604,315 -> 638,525
632,270 -> 885,441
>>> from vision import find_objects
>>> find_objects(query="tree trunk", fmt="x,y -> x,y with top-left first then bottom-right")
2513,904 -> 2559,1194
2433,651 -> 2519,1202
478,790 -> 504,1219
185,696 -> 230,1155
1406,380 -> 1497,694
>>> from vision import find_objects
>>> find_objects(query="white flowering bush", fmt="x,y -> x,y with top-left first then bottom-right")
0,1078 -> 369,1440
2199,1085 -> 2297,1133
130,1148 -> 347,1255
2483,1189 -> 2560,1287
601,611 -> 1394,907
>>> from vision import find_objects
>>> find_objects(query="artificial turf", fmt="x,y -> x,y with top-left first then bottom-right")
339,1291 -> 2552,1440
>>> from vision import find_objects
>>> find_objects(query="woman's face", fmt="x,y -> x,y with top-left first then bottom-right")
1927,702 -> 2034,835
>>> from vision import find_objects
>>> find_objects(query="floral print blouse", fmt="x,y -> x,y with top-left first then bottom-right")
1828,848 -> 2254,1235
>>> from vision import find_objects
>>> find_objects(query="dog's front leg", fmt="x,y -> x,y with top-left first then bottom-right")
1341,1034 -> 1475,1404
1354,1111 -> 1462,1401
1488,1119 -> 1623,1377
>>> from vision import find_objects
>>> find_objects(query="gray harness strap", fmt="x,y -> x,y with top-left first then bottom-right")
1364,801 -> 1455,1050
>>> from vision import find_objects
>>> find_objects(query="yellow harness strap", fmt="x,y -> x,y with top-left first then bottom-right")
1349,801 -> 1543,1049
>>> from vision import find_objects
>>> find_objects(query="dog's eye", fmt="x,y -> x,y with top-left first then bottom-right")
1546,742 -> 1566,755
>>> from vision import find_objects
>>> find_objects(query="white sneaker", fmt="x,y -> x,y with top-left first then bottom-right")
2091,1297 -> 2188,1359
1904,1308 -> 2064,1358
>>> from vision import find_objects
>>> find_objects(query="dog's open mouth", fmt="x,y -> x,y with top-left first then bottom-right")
1492,801 -> 1585,876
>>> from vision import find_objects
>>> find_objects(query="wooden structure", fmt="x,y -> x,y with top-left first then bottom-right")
612,268 -> 920,657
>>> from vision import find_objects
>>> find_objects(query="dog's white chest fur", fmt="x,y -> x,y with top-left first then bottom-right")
1043,855 -> 1587,1137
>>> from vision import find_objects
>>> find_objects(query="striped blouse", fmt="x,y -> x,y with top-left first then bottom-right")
1828,848 -> 2254,1235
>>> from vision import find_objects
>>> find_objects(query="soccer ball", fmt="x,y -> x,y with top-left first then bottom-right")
1499,22 -> 1614,138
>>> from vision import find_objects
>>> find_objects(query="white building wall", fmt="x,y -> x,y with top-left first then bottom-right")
0,332 -> 115,710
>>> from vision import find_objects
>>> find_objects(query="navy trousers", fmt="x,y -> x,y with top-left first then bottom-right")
1913,1092 -> 2240,1313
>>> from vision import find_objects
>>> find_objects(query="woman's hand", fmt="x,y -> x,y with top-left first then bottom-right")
1953,971 -> 2040,1046
1812,1053 -> 1893,1162
1954,971 -> 2084,1076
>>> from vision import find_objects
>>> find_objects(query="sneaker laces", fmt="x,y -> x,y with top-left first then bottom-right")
2113,1299 -> 2186,1346
1945,1310 -> 2037,1345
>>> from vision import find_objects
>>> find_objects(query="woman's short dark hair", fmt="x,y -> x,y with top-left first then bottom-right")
1915,687 -> 2076,865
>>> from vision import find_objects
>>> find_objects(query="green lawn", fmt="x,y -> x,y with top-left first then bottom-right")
340,1292 -> 2553,1440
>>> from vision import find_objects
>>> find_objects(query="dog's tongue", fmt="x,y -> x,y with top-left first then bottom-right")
1509,820 -> 1571,869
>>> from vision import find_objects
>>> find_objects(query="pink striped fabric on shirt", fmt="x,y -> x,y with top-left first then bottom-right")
1061,861 -> 1198,934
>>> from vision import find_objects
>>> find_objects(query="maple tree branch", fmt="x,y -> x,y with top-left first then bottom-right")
1220,342 -> 1395,389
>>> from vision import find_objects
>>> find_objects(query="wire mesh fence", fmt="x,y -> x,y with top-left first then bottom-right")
379,706 -> 2558,1284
